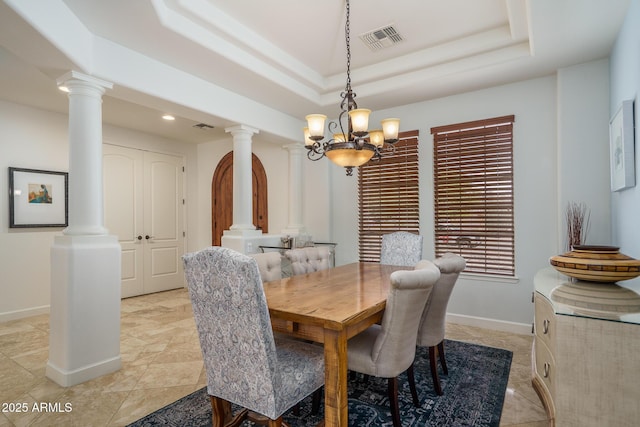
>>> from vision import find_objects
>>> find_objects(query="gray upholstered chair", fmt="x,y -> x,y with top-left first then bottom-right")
182,246 -> 325,426
380,231 -> 423,266
250,251 -> 282,282
346,261 -> 440,427
284,246 -> 331,275
411,253 -> 466,396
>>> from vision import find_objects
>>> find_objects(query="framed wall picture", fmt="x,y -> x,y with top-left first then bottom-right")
609,99 -> 635,192
8,167 -> 69,228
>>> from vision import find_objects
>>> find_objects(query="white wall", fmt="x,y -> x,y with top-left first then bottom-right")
557,60 -> 612,249
0,99 -> 200,320
329,66 -> 611,328
610,0 -> 640,284
0,101 -> 69,319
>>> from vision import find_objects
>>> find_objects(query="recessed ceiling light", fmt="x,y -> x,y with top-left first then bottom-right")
162,114 -> 175,121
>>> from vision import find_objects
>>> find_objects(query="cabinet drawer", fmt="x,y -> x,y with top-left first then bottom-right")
534,293 -> 555,350
534,337 -> 555,398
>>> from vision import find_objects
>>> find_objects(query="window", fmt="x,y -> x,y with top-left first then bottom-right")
358,130 -> 419,262
431,115 -> 515,277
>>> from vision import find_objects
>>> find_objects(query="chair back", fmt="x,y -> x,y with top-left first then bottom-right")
284,247 -> 331,275
182,246 -> 280,418
250,251 -> 282,282
416,253 -> 466,347
370,261 -> 440,377
380,231 -> 423,266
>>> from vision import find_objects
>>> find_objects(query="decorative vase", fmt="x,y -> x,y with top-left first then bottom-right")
549,245 -> 640,283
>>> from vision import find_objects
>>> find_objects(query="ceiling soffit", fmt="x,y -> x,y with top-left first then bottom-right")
153,0 -> 531,107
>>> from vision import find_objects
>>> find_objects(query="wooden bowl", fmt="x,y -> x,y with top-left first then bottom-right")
549,245 -> 640,283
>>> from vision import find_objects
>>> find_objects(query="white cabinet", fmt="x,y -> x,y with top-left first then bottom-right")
532,269 -> 640,426
103,144 -> 185,298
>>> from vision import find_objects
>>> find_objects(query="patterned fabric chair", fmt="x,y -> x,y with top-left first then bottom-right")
182,246 -> 325,426
250,251 -> 282,282
284,247 -> 331,275
346,261 -> 440,427
410,253 -> 466,396
380,231 -> 423,266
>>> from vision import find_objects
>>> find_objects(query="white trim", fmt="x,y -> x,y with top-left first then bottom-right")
446,312 -> 532,335
0,305 -> 49,323
46,356 -> 122,387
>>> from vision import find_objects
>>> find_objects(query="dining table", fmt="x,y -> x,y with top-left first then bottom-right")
263,262 -> 410,427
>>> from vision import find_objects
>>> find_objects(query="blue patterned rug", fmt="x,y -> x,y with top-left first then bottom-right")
128,340 -> 512,427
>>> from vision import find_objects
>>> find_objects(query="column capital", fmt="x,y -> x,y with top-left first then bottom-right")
283,142 -> 305,153
224,124 -> 259,137
57,71 -> 113,92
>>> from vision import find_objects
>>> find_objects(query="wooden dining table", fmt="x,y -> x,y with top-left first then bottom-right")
263,262 -> 409,427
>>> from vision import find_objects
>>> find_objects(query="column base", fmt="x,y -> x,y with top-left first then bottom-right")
48,234 -> 122,387
46,356 -> 121,387
281,226 -> 306,236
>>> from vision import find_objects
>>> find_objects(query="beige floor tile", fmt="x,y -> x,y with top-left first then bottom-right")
134,360 -> 203,389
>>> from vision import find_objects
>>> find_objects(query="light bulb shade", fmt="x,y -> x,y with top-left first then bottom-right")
333,133 -> 347,142
369,129 -> 385,147
303,127 -> 314,146
306,114 -> 327,139
326,146 -> 375,167
348,108 -> 371,134
381,118 -> 400,141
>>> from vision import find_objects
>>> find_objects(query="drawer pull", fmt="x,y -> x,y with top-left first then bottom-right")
543,362 -> 550,378
543,319 -> 550,334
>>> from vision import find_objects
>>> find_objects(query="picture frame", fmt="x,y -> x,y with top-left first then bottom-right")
8,167 -> 69,228
609,99 -> 635,192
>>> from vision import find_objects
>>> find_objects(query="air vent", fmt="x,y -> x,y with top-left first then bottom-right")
359,24 -> 403,51
193,123 -> 215,130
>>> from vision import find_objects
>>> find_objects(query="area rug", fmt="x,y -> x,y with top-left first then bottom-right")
128,339 -> 512,427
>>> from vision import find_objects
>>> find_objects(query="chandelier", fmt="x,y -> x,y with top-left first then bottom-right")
303,0 -> 400,176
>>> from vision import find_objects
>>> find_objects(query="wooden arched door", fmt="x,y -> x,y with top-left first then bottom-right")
211,151 -> 268,245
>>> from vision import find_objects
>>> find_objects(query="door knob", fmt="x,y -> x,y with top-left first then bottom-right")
137,235 -> 143,240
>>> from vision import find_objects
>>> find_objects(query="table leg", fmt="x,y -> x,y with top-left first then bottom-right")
323,329 -> 348,427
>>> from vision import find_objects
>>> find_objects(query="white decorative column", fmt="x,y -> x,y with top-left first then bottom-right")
221,124 -> 262,253
47,71 -> 122,386
282,143 -> 306,236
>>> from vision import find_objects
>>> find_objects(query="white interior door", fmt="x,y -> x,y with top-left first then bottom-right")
104,144 -> 144,298
143,151 -> 185,293
103,144 -> 185,298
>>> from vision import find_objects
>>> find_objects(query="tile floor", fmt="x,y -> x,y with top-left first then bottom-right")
0,288 -> 550,426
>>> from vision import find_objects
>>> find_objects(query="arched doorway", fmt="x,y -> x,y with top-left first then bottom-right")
211,151 -> 268,245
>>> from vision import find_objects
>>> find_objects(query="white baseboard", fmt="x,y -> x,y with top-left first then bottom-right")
446,313 -> 532,335
46,356 -> 122,387
0,305 -> 50,323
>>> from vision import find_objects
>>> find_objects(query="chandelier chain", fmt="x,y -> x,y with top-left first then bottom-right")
345,0 -> 351,92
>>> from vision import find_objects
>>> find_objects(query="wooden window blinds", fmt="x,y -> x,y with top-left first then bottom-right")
358,130 -> 419,262
431,115 -> 515,277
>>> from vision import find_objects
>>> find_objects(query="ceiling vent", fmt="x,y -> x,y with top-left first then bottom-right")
359,24 -> 403,51
193,123 -> 215,130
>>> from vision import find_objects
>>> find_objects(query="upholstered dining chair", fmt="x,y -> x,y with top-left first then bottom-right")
346,261 -> 440,427
380,231 -> 423,266
284,246 -> 331,275
410,252 -> 466,396
250,251 -> 283,282
182,246 -> 325,427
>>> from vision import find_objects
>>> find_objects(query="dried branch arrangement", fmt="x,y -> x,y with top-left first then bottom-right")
566,202 -> 590,250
